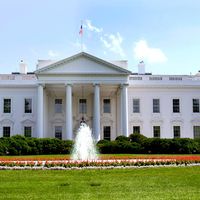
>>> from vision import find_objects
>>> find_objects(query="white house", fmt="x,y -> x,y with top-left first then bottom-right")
0,52 -> 200,140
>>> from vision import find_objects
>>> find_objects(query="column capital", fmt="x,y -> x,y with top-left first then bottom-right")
37,83 -> 45,87
120,83 -> 129,89
93,83 -> 100,87
65,83 -> 73,87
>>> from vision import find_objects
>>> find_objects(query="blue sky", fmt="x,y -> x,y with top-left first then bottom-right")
0,0 -> 200,75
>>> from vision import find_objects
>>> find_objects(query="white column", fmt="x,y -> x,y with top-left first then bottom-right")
66,84 -> 73,140
93,84 -> 100,141
37,84 -> 44,138
120,84 -> 129,137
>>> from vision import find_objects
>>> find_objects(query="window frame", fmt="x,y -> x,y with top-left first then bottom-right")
103,126 -> 111,141
24,98 -> 32,113
55,98 -> 63,113
133,99 -> 140,113
153,99 -> 160,113
193,99 -> 199,113
24,126 -> 32,137
79,99 -> 87,114
55,126 -> 62,140
103,99 -> 111,113
3,126 -> 11,137
194,126 -> 200,139
3,98 -> 11,113
153,126 -> 160,138
133,126 -> 140,134
173,126 -> 181,138
173,99 -> 180,113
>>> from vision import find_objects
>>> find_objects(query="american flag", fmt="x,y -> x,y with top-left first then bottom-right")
79,25 -> 83,35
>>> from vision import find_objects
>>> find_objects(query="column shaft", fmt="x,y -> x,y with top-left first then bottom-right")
66,84 -> 73,140
37,84 -> 44,138
120,84 -> 129,137
93,84 -> 100,141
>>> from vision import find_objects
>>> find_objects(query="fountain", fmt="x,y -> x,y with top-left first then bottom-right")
71,122 -> 98,161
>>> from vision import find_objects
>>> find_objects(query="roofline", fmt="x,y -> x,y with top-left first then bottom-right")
34,51 -> 132,74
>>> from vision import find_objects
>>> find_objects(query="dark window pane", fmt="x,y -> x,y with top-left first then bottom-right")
173,126 -> 180,138
24,126 -> 32,137
193,99 -> 199,113
173,99 -> 180,113
194,126 -> 200,139
55,99 -> 62,113
133,99 -> 140,113
79,99 -> 87,114
153,99 -> 160,113
3,126 -> 10,137
103,126 -> 111,141
153,126 -> 160,138
25,99 -> 32,113
103,99 -> 111,113
133,126 -> 140,134
55,126 -> 62,140
4,99 -> 11,113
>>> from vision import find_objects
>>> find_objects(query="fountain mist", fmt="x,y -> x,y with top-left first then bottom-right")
71,123 -> 98,160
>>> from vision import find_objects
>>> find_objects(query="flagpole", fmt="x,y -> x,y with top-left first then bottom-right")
80,20 -> 83,52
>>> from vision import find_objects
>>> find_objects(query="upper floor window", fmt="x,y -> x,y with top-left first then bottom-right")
103,99 -> 111,113
4,99 -> 11,113
55,99 -> 62,113
194,126 -> 200,139
3,126 -> 10,137
55,126 -> 62,140
79,99 -> 87,114
173,126 -> 180,138
24,98 -> 32,113
193,99 -> 199,113
153,99 -> 160,113
173,99 -> 180,113
133,99 -> 140,113
153,126 -> 160,138
24,126 -> 32,137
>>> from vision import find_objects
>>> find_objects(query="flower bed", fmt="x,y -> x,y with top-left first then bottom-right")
0,157 -> 200,170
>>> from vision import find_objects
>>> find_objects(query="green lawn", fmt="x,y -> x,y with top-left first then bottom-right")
0,167 -> 200,200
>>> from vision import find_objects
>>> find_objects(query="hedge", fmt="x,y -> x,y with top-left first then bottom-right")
97,134 -> 200,154
0,134 -> 200,155
0,135 -> 73,155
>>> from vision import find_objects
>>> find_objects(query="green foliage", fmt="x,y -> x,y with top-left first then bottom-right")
0,135 -> 73,155
98,134 -> 200,154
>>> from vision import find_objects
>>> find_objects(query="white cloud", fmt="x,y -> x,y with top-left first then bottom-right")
84,20 -> 103,33
133,40 -> 167,63
100,32 -> 125,58
48,50 -> 59,58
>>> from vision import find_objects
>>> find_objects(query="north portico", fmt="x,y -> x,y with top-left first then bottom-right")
35,52 -> 131,140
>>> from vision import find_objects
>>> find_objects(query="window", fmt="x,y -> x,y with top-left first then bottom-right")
194,126 -> 200,139
173,126 -> 180,138
24,98 -> 32,113
173,99 -> 180,113
79,99 -> 87,114
103,99 -> 111,113
3,126 -> 10,137
4,99 -> 11,113
55,99 -> 62,113
193,99 -> 199,113
153,99 -> 160,113
153,126 -> 160,138
55,126 -> 62,140
133,126 -> 140,134
133,99 -> 140,113
24,126 -> 32,137
103,126 -> 111,141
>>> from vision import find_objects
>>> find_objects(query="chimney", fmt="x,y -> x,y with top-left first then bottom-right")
19,60 -> 27,74
138,61 -> 145,74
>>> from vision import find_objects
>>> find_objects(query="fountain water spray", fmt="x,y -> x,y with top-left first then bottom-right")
71,123 -> 98,160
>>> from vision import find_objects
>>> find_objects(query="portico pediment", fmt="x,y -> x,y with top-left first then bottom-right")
35,52 -> 131,75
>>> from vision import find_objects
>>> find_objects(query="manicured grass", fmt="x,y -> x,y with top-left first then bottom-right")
0,167 -> 200,199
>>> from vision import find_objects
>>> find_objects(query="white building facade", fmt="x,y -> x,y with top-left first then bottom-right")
0,52 -> 200,140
